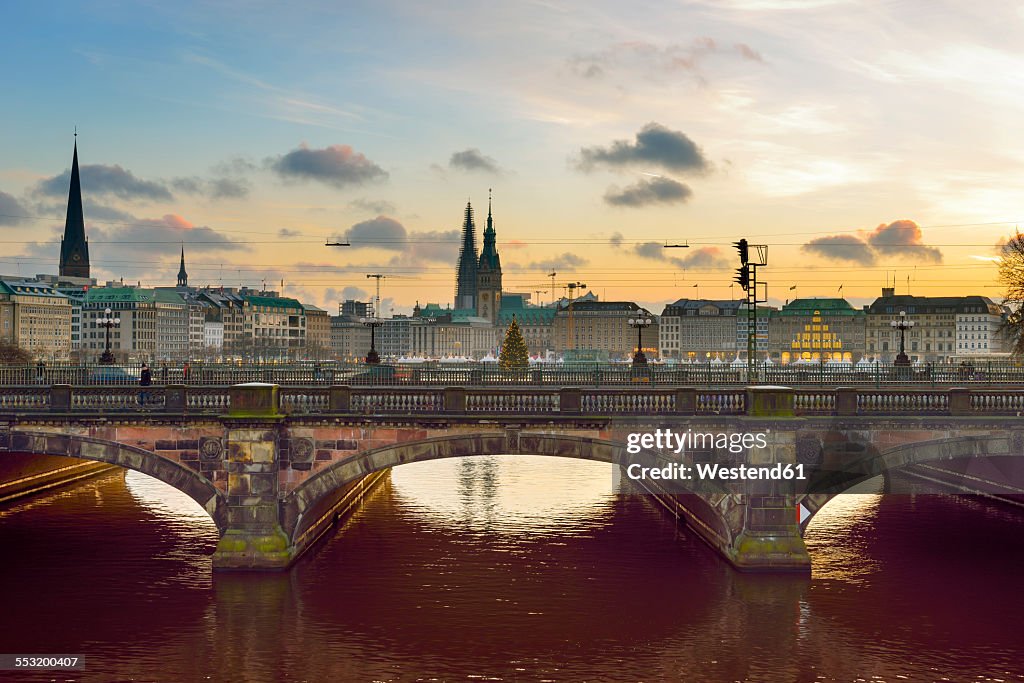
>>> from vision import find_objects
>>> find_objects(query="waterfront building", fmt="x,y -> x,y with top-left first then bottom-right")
203,318 -> 224,354
242,294 -> 306,360
0,280 -> 73,359
330,314 -> 372,360
410,304 -> 499,358
769,298 -> 864,362
379,315 -> 413,358
552,301 -> 658,359
82,287 -> 158,362
865,288 -> 1005,363
497,295 -> 554,356
303,304 -> 331,359
340,300 -> 371,318
736,305 -> 774,359
154,290 -> 190,360
659,299 -> 741,360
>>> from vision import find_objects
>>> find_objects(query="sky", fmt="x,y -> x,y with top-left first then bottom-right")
1,0 -> 1023,315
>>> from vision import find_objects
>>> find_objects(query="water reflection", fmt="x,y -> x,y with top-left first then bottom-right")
0,458 -> 1022,681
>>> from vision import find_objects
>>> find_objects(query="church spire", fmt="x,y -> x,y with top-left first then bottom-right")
177,244 -> 188,288
479,188 -> 500,271
475,189 -> 502,323
454,200 -> 479,309
58,134 -> 90,278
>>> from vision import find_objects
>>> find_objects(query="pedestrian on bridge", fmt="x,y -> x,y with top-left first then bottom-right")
139,363 -> 152,408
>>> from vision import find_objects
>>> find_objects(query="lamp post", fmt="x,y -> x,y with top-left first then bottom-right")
891,310 -> 915,367
628,316 -> 653,365
97,307 -> 121,365
360,317 -> 383,364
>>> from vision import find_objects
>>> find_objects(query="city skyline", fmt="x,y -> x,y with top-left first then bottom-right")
1,1 -> 1022,314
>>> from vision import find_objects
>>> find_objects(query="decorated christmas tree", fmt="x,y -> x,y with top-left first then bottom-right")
499,317 -> 530,370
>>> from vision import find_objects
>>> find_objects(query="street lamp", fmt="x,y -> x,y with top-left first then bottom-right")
890,310 -> 915,367
97,307 -> 121,365
359,317 -> 383,364
628,316 -> 653,365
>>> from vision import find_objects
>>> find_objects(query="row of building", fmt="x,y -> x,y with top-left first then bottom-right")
3,139 -> 1011,365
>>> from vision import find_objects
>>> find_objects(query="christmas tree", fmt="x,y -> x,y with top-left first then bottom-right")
499,316 -> 530,370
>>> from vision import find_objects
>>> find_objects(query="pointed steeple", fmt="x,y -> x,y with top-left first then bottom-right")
454,200 -> 479,309
479,188 -> 500,271
58,135 -> 90,278
177,244 -> 188,288
475,189 -> 502,323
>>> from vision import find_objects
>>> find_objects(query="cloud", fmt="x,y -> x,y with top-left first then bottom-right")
341,216 -> 459,263
520,253 -> 590,271
341,286 -> 369,301
628,241 -> 728,269
801,235 -> 876,265
800,219 -> 943,265
575,122 -> 709,173
348,198 -> 396,214
170,176 -> 250,199
344,216 -> 407,248
677,246 -> 729,269
17,212 -> 247,286
0,190 -> 27,225
36,164 -> 173,202
269,143 -> 388,188
609,232 -> 625,247
567,38 -> 766,83
604,176 -> 693,207
449,148 -> 501,174
278,228 -> 301,238
867,219 -> 943,262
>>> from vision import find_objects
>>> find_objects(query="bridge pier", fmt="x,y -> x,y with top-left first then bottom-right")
212,384 -> 295,571
729,387 -> 810,571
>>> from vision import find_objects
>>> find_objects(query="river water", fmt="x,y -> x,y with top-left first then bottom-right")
1,456 -> 1023,682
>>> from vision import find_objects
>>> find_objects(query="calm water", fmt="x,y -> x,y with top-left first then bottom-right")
1,456 -> 1023,682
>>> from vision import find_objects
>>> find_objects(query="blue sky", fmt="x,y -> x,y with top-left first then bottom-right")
1,0 -> 1022,313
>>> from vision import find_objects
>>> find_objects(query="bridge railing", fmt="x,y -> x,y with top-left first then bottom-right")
7,360 -> 1024,387
5,384 -> 1020,417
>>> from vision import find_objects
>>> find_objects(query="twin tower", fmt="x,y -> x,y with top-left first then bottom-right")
454,195 -> 502,323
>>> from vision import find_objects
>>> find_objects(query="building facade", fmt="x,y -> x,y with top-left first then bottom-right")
659,299 -> 741,360
770,298 -> 864,362
553,301 -> 658,359
865,288 -> 1005,363
0,280 -> 73,359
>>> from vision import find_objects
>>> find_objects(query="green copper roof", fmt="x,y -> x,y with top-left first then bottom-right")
775,298 -> 863,316
244,295 -> 303,309
85,287 -> 156,304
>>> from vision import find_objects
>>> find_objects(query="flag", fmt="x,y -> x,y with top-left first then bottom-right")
838,284 -> 844,293
789,285 -> 796,291
692,284 -> 698,288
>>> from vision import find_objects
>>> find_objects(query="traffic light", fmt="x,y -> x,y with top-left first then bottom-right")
733,239 -> 749,265
737,264 -> 753,290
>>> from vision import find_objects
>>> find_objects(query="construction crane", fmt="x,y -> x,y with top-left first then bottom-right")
366,274 -> 386,318
548,272 -> 557,307
561,281 -> 586,350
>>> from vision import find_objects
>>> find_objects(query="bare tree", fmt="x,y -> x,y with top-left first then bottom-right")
997,232 -> 1024,355
0,341 -> 33,365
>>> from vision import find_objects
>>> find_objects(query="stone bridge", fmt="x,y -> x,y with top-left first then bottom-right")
1,383 -> 1022,573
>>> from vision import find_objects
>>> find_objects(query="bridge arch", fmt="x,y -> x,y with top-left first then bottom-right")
282,431 -> 732,549
798,433 -> 1022,529
5,430 -> 227,529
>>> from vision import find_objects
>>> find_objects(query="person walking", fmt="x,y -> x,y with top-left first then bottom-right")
139,362 -> 152,407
